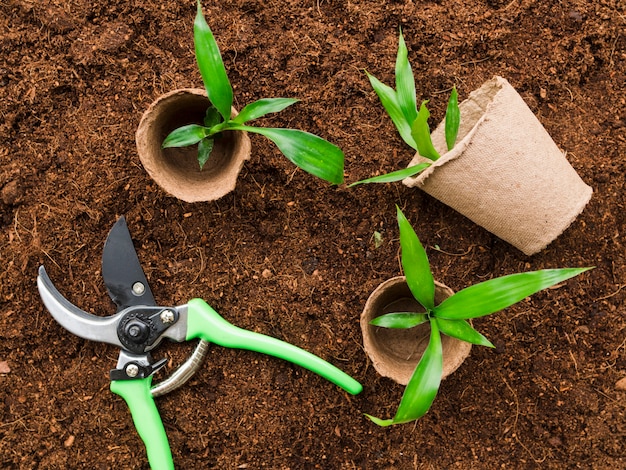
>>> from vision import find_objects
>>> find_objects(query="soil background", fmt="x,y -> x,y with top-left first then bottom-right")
1,0 -> 625,468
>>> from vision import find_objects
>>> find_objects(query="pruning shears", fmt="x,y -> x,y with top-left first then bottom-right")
37,217 -> 362,469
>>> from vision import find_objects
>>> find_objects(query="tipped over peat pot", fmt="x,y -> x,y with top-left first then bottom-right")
361,276 -> 471,385
136,88 -> 251,203
403,76 -> 592,256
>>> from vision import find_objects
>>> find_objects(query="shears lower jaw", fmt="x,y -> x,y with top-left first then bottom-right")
37,266 -> 125,349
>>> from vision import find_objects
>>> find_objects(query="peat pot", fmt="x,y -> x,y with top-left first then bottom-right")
136,88 -> 251,203
403,76 -> 592,256
360,276 -> 471,385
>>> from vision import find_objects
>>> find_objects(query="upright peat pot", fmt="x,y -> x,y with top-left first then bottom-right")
136,2 -> 344,203
359,206 -> 591,426
136,88 -> 250,203
361,276 -> 470,385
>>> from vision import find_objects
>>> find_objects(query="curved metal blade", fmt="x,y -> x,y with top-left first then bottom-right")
102,216 -> 156,311
37,266 -> 124,348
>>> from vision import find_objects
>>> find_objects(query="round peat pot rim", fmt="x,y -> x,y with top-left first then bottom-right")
136,88 -> 251,203
361,276 -> 472,385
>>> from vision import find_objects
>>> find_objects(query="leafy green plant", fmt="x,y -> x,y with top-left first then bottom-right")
162,1 -> 344,184
366,206 -> 592,426
349,30 -> 459,187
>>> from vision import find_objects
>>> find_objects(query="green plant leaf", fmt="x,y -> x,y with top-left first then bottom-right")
391,319 -> 443,424
162,124 -> 210,148
395,29 -> 417,126
227,125 -> 344,184
347,162 -> 431,187
197,137 -> 214,169
434,317 -> 494,348
434,268 -> 593,320
373,231 -> 383,249
396,206 -> 435,310
366,71 -> 417,150
445,86 -> 460,151
364,414 -> 395,427
231,98 -> 299,124
411,101 -> 440,161
370,312 -> 428,329
203,106 -> 223,128
194,1 -> 233,122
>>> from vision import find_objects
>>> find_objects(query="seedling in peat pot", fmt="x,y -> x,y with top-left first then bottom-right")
366,206 -> 592,426
349,29 -> 460,187
162,1 -> 344,184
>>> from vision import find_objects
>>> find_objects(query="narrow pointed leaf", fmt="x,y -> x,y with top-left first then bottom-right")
162,124 -> 209,148
445,86 -> 460,151
411,101 -> 440,161
226,125 -> 344,184
348,162 -> 430,187
370,312 -> 428,329
366,71 -> 417,150
435,317 -> 494,348
397,206 -> 435,310
231,98 -> 299,124
434,268 -> 593,320
197,137 -> 215,169
194,1 -> 233,121
392,320 -> 442,424
364,414 -> 394,427
395,30 -> 417,126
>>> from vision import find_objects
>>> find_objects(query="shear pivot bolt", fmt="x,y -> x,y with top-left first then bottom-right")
132,282 -> 145,296
160,310 -> 175,324
125,321 -> 149,342
125,364 -> 139,378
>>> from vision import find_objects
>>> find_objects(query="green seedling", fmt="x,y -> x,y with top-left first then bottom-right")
162,1 -> 344,184
373,231 -> 383,249
366,206 -> 592,426
349,30 -> 460,187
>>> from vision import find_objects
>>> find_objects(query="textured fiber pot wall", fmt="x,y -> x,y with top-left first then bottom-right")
136,88 -> 251,203
403,76 -> 592,255
361,276 -> 471,385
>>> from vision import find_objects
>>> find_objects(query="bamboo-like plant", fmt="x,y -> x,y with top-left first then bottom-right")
350,30 -> 459,187
366,206 -> 592,426
162,1 -> 344,184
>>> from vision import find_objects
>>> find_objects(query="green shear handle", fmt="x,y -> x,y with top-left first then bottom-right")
186,298 -> 363,395
110,377 -> 174,470
112,299 -> 362,469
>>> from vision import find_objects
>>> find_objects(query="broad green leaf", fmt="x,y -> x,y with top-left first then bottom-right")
370,312 -> 428,329
434,268 -> 593,320
395,29 -> 418,126
197,137 -> 214,169
445,86 -> 460,151
227,125 -> 344,184
435,317 -> 494,348
397,206 -> 435,310
366,71 -> 417,150
203,106 -> 223,128
162,124 -> 209,148
231,98 -> 299,124
347,162 -> 430,187
411,101 -> 440,161
392,319 -> 443,424
194,1 -> 233,121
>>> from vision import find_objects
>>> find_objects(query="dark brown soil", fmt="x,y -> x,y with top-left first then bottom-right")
1,0 -> 625,468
